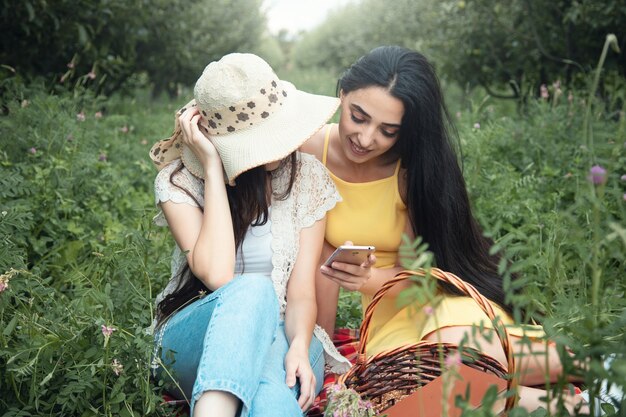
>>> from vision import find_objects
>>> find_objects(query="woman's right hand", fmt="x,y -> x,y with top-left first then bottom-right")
320,241 -> 376,292
179,107 -> 222,175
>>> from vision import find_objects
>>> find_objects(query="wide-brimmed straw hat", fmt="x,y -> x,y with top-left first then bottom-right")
149,53 -> 339,184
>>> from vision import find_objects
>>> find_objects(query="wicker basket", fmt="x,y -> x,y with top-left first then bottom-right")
338,268 -> 518,414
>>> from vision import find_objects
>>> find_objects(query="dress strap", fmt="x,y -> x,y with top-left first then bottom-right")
322,124 -> 333,166
393,158 -> 402,176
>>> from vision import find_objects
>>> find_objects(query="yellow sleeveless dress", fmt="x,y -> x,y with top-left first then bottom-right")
321,125 -> 544,357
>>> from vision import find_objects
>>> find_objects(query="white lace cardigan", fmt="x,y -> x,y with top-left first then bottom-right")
153,152 -> 351,373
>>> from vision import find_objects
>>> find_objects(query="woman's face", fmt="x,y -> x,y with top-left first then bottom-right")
338,86 -> 404,164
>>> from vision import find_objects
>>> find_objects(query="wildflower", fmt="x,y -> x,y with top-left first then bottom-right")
620,175 -> 626,182
329,384 -> 343,393
67,62 -> 74,69
120,125 -> 129,133
564,172 -> 573,179
540,84 -> 549,100
101,324 -> 116,337
1,211 -> 6,216
473,122 -> 480,129
0,269 -> 23,292
28,147 -> 37,155
87,71 -> 96,80
140,139 -> 148,145
21,99 -> 29,108
623,194 -> 626,202
423,305 -> 434,316
76,111 -> 86,122
587,165 -> 607,185
98,153 -> 107,162
445,351 -> 462,369
111,359 -> 123,376
94,111 -> 103,119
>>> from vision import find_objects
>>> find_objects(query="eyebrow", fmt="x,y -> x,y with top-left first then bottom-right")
351,104 -> 401,128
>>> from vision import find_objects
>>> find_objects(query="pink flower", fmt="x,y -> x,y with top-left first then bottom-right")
473,122 -> 480,129
329,384 -> 342,393
76,111 -> 86,122
28,147 -> 37,154
98,153 -> 107,162
587,165 -> 607,185
540,84 -> 549,99
0,281 -> 8,292
101,324 -> 116,337
423,305 -> 434,316
67,62 -> 75,69
87,71 -> 96,80
620,175 -> 626,181
120,125 -> 129,133
111,359 -> 123,376
94,111 -> 103,119
623,194 -> 626,202
445,351 -> 462,369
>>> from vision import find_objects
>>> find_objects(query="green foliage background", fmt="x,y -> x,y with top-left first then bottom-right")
1,0 -> 626,415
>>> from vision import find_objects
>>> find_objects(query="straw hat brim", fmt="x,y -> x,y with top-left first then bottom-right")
181,82 -> 339,184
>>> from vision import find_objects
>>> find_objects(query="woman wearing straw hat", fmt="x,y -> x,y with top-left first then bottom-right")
149,53 -> 350,417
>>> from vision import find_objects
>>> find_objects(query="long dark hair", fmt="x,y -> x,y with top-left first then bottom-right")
156,154 -> 298,326
338,46 -> 511,312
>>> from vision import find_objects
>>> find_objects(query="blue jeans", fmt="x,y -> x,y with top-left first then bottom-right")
153,274 -> 325,417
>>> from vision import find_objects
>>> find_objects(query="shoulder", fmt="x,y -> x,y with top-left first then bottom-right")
299,123 -> 331,162
287,153 -> 340,227
154,159 -> 182,187
398,166 -> 408,204
296,152 -> 332,182
154,158 -> 204,207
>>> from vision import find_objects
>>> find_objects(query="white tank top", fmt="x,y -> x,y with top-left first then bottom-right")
234,208 -> 273,277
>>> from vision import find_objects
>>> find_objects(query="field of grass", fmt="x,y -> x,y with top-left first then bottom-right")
1,71 -> 624,415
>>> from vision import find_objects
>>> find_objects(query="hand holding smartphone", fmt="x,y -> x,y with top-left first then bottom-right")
323,245 -> 375,268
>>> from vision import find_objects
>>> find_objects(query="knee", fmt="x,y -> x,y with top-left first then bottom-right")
226,274 -> 278,313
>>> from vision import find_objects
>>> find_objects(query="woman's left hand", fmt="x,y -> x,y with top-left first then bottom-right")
285,347 -> 316,410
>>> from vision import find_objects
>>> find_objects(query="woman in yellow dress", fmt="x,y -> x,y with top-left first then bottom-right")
301,45 -> 587,414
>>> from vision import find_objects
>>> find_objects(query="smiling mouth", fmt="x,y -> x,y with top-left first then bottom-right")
349,138 -> 370,155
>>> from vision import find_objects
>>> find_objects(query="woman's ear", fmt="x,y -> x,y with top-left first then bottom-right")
339,89 -> 345,101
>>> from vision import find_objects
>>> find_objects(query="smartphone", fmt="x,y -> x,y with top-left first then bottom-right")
323,245 -> 375,268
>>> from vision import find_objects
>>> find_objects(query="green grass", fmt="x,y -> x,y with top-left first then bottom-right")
0,74 -> 624,415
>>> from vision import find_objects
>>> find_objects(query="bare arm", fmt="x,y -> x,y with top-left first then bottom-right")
315,240 -> 340,335
160,108 -> 236,290
284,217 -> 327,410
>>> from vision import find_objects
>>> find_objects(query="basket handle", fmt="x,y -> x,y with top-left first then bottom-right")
355,268 -> 518,406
